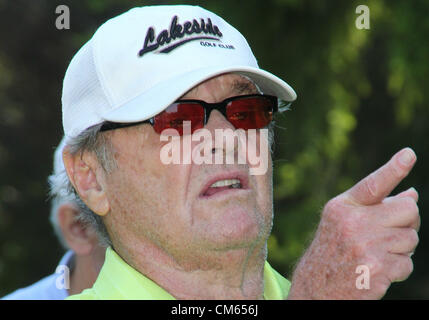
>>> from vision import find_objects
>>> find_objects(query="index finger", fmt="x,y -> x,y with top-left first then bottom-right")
345,148 -> 417,206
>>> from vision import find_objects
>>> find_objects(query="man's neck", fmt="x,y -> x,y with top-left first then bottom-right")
114,240 -> 268,300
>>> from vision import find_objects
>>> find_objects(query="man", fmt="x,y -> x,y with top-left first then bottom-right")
61,5 -> 419,299
2,138 -> 105,299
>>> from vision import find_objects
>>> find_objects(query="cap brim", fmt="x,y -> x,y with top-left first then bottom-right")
102,65 -> 297,123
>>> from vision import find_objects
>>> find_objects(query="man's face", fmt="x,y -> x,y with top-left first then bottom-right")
102,73 -> 274,268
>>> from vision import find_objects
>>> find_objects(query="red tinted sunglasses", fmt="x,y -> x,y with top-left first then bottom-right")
100,94 -> 279,135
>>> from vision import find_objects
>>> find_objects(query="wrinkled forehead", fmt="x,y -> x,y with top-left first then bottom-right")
181,73 -> 260,100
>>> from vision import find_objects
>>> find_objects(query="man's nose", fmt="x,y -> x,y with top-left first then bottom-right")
204,109 -> 235,132
200,109 -> 242,162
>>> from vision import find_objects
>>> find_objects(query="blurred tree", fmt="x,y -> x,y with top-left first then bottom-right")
0,0 -> 427,298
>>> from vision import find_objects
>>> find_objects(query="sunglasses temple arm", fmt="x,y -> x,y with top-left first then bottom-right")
278,102 -> 292,112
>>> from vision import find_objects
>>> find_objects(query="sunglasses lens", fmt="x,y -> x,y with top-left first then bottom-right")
153,103 -> 204,135
153,95 -> 276,135
226,96 -> 275,130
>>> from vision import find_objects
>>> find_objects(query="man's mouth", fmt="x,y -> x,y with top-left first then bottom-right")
203,179 -> 242,196
200,173 -> 248,198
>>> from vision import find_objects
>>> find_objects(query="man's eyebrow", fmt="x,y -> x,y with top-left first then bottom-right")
231,79 -> 259,95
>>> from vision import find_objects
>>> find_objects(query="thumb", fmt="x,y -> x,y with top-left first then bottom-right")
394,187 -> 419,202
382,187 -> 419,204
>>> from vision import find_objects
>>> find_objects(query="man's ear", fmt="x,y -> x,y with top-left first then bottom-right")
63,146 -> 110,216
57,203 -> 97,256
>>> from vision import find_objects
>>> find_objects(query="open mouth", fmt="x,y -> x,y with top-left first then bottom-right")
200,174 -> 248,198
203,179 -> 242,197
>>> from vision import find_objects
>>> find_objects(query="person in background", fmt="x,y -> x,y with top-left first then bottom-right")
2,138 -> 106,300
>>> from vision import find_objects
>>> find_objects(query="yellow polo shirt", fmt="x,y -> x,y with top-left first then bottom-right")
67,247 -> 290,300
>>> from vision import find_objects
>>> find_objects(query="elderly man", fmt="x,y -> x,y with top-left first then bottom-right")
62,5 -> 419,300
2,138 -> 105,299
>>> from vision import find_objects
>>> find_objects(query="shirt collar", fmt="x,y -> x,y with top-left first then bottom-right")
90,247 -> 288,299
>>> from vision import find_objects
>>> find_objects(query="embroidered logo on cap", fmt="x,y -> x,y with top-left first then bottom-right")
138,15 -> 223,57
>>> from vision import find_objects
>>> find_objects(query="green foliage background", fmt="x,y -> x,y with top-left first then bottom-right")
0,0 -> 427,298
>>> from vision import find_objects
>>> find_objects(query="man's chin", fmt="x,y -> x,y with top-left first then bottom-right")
197,208 -> 270,250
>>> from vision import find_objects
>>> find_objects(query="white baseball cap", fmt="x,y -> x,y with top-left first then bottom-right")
62,5 -> 297,138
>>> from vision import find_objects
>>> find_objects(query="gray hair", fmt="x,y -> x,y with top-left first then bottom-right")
48,179 -> 76,250
48,137 -> 78,250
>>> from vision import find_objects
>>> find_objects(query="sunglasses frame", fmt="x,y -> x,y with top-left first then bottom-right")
100,94 -> 280,133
